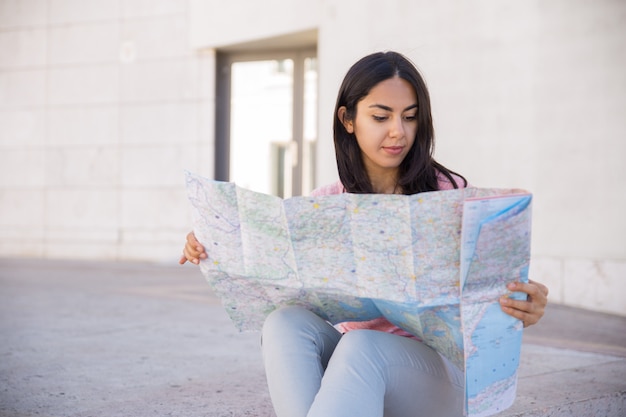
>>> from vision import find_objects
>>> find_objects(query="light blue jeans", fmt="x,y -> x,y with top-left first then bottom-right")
261,306 -> 464,417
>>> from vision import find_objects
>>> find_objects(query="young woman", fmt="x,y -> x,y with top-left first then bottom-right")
180,51 -> 549,417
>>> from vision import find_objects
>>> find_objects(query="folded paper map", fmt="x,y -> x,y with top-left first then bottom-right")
185,171 -> 532,417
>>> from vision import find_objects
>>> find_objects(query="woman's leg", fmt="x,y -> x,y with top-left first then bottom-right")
307,329 -> 464,417
261,306 -> 342,417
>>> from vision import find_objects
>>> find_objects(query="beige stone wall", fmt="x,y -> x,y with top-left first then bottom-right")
1,0 -> 625,315
0,0 -> 214,261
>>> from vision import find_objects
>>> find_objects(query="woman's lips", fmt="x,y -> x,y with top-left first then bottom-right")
383,146 -> 404,155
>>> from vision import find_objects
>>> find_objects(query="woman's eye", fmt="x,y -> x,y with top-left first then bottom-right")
373,115 -> 388,122
404,115 -> 417,122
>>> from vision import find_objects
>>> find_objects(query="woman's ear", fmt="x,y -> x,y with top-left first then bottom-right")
337,106 -> 354,134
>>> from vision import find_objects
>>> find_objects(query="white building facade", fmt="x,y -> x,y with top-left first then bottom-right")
1,0 -> 625,316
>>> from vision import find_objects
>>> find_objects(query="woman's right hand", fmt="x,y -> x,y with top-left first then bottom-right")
178,231 -> 207,265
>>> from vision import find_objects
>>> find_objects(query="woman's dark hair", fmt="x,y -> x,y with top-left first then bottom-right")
333,51 -> 466,194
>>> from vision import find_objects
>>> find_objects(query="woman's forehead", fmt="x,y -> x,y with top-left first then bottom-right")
360,77 -> 417,107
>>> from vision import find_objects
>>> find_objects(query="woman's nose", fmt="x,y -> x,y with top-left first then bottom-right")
389,117 -> 405,138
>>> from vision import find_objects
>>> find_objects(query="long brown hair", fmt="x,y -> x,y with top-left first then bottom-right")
333,51 -> 466,194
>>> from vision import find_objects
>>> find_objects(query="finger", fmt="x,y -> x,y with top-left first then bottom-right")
182,246 -> 200,265
184,239 -> 202,256
186,245 -> 207,260
500,290 -> 545,327
529,279 -> 549,297
187,231 -> 202,247
506,281 -> 535,296
186,232 -> 206,258
507,281 -> 548,307
178,254 -> 188,265
499,304 -> 538,327
500,295 -> 533,314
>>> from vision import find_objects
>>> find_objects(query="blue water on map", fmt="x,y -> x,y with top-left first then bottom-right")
466,303 -> 522,398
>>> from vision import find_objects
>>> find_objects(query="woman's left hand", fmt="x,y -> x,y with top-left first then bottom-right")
499,279 -> 549,327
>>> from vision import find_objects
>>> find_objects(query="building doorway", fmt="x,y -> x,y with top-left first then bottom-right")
215,49 -> 317,198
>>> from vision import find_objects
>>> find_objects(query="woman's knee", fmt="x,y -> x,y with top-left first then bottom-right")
330,330 -> 386,363
264,305 -> 311,329
262,306 -> 342,367
263,306 -> 303,339
262,306 -> 336,341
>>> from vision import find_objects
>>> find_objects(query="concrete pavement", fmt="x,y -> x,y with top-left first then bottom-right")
1,258 -> 624,416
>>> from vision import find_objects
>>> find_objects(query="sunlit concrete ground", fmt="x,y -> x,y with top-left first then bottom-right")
1,259 -> 624,417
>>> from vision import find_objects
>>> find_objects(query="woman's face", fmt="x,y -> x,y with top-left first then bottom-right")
339,76 -> 418,181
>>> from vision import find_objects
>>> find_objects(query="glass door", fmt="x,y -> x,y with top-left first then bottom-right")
215,50 -> 317,198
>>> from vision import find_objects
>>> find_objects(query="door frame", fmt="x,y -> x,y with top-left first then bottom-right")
214,48 -> 317,197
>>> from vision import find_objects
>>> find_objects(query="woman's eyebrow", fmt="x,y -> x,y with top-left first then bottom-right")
368,103 -> 418,112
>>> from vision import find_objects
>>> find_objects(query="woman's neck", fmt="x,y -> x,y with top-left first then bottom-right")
369,171 -> 400,195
